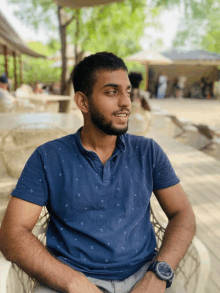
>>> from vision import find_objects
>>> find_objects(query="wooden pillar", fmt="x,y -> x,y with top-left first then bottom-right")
3,45 -> 8,77
13,51 -> 17,91
19,55 -> 23,85
145,62 -> 149,91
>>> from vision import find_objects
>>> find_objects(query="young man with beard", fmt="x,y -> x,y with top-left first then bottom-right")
0,52 -> 196,293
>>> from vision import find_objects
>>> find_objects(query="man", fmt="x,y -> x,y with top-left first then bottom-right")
157,71 -> 167,99
0,73 -> 16,112
128,72 -> 151,111
0,73 -> 35,112
0,52 -> 196,293
177,74 -> 187,99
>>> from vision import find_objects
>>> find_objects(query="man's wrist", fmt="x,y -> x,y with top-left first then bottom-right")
146,271 -> 167,288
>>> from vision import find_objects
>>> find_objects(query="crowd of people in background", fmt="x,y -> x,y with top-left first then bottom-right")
0,73 -> 63,113
0,69 -> 216,114
148,72 -> 214,99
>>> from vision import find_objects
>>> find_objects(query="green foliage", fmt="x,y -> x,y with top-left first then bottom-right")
171,0 -> 220,52
64,0 -> 149,58
200,8 -> 220,53
0,42 -> 60,85
22,56 -> 61,85
22,41 -> 61,84
172,18 -> 204,50
9,0 -> 57,31
6,0 -> 154,60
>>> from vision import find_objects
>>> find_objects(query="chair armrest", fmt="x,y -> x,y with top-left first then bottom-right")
0,251 -> 12,293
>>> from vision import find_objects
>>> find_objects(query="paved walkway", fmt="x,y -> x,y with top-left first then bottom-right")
148,128 -> 220,293
150,98 -> 220,130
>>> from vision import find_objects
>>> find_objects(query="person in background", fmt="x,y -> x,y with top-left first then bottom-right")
177,74 -> 187,98
33,82 -> 44,94
0,73 -> 16,111
0,74 -> 35,112
171,78 -> 178,98
128,72 -> 151,111
157,71 -> 167,99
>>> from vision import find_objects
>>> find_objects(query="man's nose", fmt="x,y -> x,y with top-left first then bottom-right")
118,91 -> 131,108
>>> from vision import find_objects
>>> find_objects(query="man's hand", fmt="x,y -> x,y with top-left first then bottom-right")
68,274 -> 104,293
130,271 -> 166,293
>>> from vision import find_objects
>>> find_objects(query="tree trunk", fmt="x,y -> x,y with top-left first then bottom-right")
57,5 -> 68,112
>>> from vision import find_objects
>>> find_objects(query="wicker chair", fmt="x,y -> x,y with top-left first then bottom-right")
0,124 -> 68,223
0,123 -> 68,179
0,200 -> 210,293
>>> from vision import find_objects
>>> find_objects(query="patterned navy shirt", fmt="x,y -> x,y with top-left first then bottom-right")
12,127 -> 180,280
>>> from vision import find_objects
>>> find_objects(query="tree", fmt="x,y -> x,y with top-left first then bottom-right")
200,7 -> 220,53
7,0 -> 156,93
171,0 -> 220,51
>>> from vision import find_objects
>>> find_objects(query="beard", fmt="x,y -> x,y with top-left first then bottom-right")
88,100 -> 129,136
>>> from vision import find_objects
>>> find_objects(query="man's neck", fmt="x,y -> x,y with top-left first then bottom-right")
80,125 -> 118,164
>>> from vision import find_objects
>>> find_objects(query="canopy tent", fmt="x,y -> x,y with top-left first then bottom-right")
126,50 -> 173,89
126,50 -> 173,65
149,50 -> 220,98
163,50 -> 220,66
56,0 -> 124,8
0,11 -> 45,90
0,11 -> 45,58
126,49 -> 220,97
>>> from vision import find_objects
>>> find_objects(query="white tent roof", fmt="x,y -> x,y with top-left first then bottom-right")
126,50 -> 173,65
0,11 -> 45,58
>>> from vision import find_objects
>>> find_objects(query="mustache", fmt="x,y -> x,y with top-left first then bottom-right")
113,109 -> 130,115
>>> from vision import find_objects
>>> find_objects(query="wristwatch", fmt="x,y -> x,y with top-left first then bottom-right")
147,261 -> 174,288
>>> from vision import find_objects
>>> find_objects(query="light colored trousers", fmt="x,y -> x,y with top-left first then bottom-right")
33,261 -> 185,293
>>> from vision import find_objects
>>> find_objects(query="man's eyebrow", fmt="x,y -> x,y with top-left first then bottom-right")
102,83 -> 119,88
102,83 -> 132,89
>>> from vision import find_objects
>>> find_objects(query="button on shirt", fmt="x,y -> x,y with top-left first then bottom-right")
12,128 -> 180,280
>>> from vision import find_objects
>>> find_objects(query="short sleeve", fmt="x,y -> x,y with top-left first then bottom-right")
152,140 -> 180,190
11,148 -> 49,206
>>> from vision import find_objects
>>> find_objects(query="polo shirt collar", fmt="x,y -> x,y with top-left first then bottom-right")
75,127 -> 126,158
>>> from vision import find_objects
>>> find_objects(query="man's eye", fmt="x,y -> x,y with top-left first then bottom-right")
107,91 -> 117,94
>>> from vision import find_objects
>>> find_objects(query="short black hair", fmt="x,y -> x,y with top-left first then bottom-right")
72,52 -> 128,98
0,73 -> 8,84
128,72 -> 143,89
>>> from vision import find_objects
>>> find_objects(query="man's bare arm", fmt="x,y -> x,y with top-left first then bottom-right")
0,196 -> 102,293
153,183 -> 196,268
131,183 -> 196,293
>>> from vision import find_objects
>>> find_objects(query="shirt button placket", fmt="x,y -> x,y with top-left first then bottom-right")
103,161 -> 111,183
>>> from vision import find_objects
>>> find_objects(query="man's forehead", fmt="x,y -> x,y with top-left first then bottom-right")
95,69 -> 130,85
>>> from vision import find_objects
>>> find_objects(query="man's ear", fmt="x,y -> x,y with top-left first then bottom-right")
74,92 -> 89,113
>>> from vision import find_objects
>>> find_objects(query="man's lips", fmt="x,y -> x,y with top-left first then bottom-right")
114,111 -> 130,117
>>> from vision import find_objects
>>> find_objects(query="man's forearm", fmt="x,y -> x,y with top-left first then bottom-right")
0,227 -> 101,293
131,205 -> 196,293
154,204 -> 196,269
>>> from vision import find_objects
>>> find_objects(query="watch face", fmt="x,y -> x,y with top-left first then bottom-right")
156,262 -> 173,280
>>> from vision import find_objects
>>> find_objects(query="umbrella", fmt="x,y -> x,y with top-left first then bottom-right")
56,0 -> 124,8
126,50 -> 173,90
126,50 -> 173,64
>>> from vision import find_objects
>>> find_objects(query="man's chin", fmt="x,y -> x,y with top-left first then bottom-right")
106,125 -> 128,136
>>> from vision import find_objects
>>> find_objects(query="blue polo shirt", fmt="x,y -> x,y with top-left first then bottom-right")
12,128 -> 180,280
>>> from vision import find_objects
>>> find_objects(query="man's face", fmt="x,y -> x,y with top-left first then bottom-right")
88,69 -> 131,136
0,83 -> 8,90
